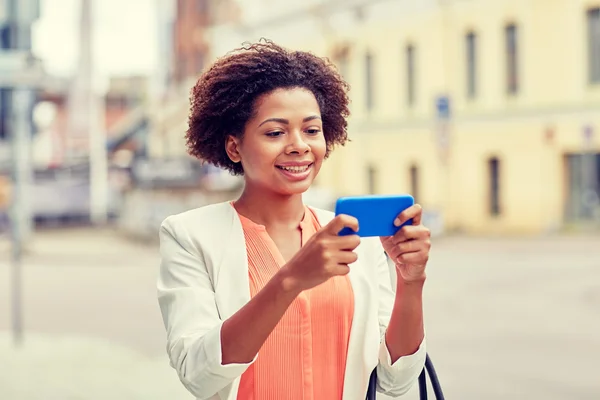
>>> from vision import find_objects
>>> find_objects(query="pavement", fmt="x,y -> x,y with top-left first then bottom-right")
1,228 -> 599,399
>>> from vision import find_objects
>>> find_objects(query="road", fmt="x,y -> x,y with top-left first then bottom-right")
1,228 -> 599,399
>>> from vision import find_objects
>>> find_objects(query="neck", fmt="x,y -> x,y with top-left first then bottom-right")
233,184 -> 305,230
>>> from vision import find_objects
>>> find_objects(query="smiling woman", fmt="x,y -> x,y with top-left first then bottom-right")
225,87 -> 327,196
157,39 -> 428,400
185,40 -> 350,176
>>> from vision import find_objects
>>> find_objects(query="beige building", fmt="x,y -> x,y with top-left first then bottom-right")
151,0 -> 600,234
316,0 -> 600,235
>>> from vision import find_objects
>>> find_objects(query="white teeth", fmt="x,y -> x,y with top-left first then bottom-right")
279,165 -> 310,173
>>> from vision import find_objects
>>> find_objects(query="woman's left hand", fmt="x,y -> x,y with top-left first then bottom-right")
380,204 -> 431,283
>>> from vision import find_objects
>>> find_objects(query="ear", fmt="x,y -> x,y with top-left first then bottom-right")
225,135 -> 242,163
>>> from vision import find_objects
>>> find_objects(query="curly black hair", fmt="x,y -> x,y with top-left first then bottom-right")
185,39 -> 351,175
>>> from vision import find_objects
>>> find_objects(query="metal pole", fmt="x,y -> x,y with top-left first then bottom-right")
7,0 -> 23,348
81,0 -> 108,225
6,0 -> 38,347
9,88 -> 32,347
7,90 -> 23,347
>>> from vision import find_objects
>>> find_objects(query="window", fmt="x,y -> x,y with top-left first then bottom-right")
332,44 -> 350,79
0,89 -> 10,140
409,164 -> 419,202
488,157 -> 501,216
466,32 -> 477,98
588,8 -> 600,83
406,44 -> 416,106
1,24 -> 12,49
505,24 -> 519,94
365,51 -> 374,111
367,164 -> 378,194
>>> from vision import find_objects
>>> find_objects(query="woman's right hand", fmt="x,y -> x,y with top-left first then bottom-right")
280,214 -> 361,293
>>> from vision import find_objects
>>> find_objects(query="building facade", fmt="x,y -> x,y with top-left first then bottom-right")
314,0 -> 600,234
147,0 -> 241,159
149,0 -> 600,234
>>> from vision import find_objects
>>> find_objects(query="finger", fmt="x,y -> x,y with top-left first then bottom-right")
394,204 -> 423,227
326,214 -> 359,236
336,250 -> 359,265
392,225 -> 431,244
396,249 -> 429,265
386,239 -> 423,260
385,246 -> 403,262
330,264 -> 351,276
395,239 -> 424,255
412,205 -> 423,226
335,234 -> 361,251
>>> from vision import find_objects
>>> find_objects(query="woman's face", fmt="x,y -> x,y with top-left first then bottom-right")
226,87 -> 327,196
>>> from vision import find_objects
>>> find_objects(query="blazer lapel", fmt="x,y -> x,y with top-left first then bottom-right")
210,202 -> 251,320
343,241 -> 380,399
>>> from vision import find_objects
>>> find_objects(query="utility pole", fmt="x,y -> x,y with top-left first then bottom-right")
68,0 -> 107,224
1,0 -> 41,347
85,0 -> 108,225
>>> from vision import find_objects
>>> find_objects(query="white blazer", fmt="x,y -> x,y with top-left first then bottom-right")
157,201 -> 426,400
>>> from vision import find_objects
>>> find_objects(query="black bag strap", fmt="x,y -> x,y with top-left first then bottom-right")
366,353 -> 445,400
425,354 -> 445,399
366,367 -> 377,400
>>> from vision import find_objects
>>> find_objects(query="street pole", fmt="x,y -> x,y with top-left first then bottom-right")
9,88 -> 33,347
87,0 -> 108,225
5,0 -> 39,347
72,0 -> 108,224
89,86 -> 108,225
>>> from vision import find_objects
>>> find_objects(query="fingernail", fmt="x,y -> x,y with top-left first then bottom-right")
394,218 -> 401,227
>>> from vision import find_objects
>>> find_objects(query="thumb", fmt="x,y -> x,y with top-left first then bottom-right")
325,214 -> 359,236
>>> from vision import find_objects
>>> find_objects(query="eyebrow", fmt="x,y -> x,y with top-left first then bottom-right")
258,115 -> 321,127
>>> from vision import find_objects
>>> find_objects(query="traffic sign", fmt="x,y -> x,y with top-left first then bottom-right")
436,95 -> 451,120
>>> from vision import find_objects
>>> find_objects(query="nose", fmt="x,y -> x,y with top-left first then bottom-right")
285,131 -> 310,154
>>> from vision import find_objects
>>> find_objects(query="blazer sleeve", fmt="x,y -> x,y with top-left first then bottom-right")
373,239 -> 427,397
157,216 -> 255,399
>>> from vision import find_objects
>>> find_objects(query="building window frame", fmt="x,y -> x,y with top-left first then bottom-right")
367,164 -> 378,194
409,164 -> 419,202
406,43 -> 416,106
488,157 -> 501,216
505,23 -> 519,95
466,31 -> 477,99
365,51 -> 374,111
587,7 -> 600,84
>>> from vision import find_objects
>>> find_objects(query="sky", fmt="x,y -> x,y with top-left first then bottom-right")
31,0 -> 158,80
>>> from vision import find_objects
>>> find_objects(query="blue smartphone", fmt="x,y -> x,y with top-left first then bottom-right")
334,194 -> 415,237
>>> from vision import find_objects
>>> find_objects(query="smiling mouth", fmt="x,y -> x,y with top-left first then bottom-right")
276,164 -> 313,173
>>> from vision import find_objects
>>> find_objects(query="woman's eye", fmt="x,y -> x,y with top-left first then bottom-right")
266,131 -> 284,137
306,129 -> 321,135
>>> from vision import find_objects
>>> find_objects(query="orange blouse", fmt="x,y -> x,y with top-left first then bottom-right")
235,205 -> 355,400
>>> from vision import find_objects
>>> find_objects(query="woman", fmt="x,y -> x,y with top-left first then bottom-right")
157,40 -> 430,400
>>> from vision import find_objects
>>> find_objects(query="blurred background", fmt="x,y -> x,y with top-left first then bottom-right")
0,0 -> 599,399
